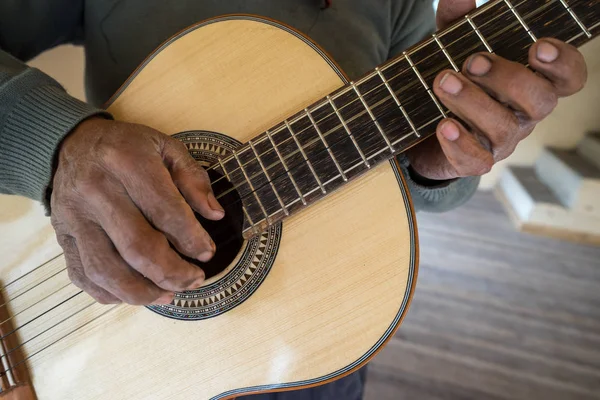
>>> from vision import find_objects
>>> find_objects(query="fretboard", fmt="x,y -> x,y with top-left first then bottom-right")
210,0 -> 599,238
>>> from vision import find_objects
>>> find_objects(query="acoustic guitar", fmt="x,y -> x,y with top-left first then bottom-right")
0,0 -> 598,398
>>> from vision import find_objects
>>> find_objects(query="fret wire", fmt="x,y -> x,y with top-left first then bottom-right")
284,120 -> 327,194
375,67 -> 421,138
432,34 -> 460,72
265,130 -> 307,205
304,109 -> 348,181
404,52 -> 448,119
466,15 -> 494,53
212,2 -> 590,204
248,140 -> 289,216
368,132 -> 415,161
503,0 -> 537,41
558,0 -> 592,38
350,82 -> 396,153
287,129 -> 417,199
218,157 -> 258,232
232,150 -> 271,222
326,95 -> 371,168
205,1 -> 531,179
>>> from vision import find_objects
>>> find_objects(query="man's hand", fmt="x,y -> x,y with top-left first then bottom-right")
406,0 -> 588,181
51,118 -> 225,305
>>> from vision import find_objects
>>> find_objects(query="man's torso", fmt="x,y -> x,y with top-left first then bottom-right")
81,0 -> 428,106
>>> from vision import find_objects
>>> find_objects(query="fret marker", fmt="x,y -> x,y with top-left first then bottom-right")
304,108 -> 348,182
503,0 -> 537,42
375,67 -> 421,139
327,96 -> 371,168
350,82 -> 395,153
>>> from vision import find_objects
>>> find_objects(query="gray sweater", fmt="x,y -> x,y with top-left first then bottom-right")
0,0 -> 479,213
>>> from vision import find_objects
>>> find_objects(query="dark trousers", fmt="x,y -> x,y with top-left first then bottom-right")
239,366 -> 367,400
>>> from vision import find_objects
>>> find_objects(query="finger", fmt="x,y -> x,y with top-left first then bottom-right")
162,138 -> 225,221
436,0 -> 476,29
463,52 -> 558,123
72,224 -> 174,306
433,70 -> 522,161
82,179 -> 206,292
110,147 -> 216,262
436,118 -> 495,177
528,38 -> 588,97
57,234 -> 121,304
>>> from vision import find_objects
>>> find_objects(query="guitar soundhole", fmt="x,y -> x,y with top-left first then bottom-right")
172,169 -> 245,279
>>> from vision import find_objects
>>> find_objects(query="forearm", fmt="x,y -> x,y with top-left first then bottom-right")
0,50 -> 111,204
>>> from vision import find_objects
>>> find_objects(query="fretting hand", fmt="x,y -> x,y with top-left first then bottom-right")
406,0 -> 588,180
50,118 -> 224,305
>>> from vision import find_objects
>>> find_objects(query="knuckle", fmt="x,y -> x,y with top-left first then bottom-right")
491,113 -> 518,142
122,237 -> 157,268
458,147 -> 495,177
475,155 -> 494,175
530,90 -> 557,120
67,267 -> 86,288
84,260 -> 109,287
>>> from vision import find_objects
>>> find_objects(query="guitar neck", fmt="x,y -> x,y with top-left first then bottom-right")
211,0 -> 600,239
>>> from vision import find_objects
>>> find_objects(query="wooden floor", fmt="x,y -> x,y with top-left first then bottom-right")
364,190 -> 600,400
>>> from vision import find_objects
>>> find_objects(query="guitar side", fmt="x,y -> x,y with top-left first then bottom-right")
23,16 -> 418,399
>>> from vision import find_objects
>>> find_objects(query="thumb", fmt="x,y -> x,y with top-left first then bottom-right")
436,0 -> 477,29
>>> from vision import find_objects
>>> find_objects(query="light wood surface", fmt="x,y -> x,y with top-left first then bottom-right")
0,18 -> 415,399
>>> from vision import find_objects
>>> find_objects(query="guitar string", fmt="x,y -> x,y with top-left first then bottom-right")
0,268 -> 67,311
0,305 -> 117,378
0,11 -> 585,332
0,4 -> 593,360
0,300 -> 95,364
0,282 -> 71,329
210,11 -> 590,211
0,253 -> 63,294
203,0 -> 564,190
0,292 -> 82,341
0,14 -> 592,316
210,19 -> 585,207
0,24 -> 494,305
205,9 -> 520,188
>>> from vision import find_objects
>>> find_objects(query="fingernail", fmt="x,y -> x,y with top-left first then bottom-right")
198,249 -> 215,262
440,121 -> 460,141
153,292 -> 175,305
537,41 -> 559,63
467,55 -> 492,76
208,192 -> 225,215
439,73 -> 463,95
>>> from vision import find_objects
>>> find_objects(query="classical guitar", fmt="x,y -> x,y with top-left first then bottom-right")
0,0 -> 598,398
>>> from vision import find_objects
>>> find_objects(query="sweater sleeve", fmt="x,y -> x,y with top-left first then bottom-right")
0,1 -> 112,204
389,0 -> 480,213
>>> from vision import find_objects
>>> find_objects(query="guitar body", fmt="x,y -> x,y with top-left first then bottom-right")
12,16 -> 417,399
